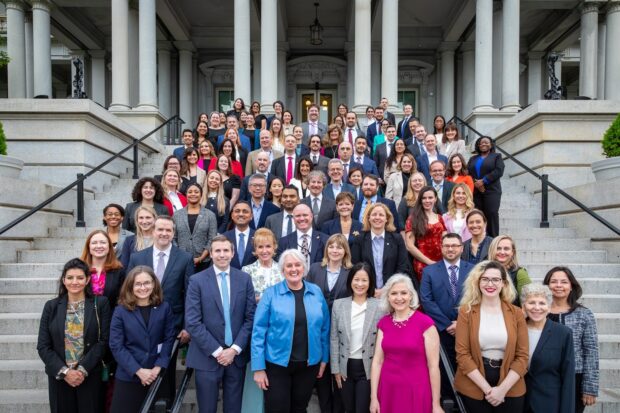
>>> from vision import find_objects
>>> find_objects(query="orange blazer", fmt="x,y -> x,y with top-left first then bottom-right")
446,175 -> 474,195
454,301 -> 528,400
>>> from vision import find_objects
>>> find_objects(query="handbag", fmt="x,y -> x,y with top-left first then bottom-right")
94,296 -> 110,382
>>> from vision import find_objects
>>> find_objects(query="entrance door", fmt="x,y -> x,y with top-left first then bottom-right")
298,90 -> 336,125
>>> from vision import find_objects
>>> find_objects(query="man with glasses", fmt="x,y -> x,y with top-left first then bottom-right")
247,174 -> 280,229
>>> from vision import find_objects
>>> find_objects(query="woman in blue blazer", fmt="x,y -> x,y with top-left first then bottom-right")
109,266 -> 176,413
521,283 -> 575,413
321,192 -> 363,244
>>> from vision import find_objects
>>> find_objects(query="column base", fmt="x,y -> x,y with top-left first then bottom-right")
472,105 -> 497,113
134,103 -> 160,112
260,103 -> 275,115
500,104 -> 521,112
108,103 -> 132,111
464,109 -> 517,147
352,104 -> 372,115
110,109 -> 166,141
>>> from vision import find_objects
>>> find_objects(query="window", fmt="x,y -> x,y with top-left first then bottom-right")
397,90 -> 418,117
217,89 -> 234,113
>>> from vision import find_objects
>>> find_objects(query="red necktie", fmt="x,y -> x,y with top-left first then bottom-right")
348,128 -> 353,144
286,156 -> 293,184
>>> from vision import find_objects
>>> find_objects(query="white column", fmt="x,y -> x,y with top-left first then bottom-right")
579,2 -> 599,98
157,42 -> 172,118
234,0 -> 251,104
25,13 -> 34,98
461,42 -> 475,118
597,22 -> 607,99
251,43 -> 261,103
110,0 -> 130,110
278,43 -> 288,106
381,0 -> 398,107
353,0 -> 372,111
137,0 -> 158,110
371,46 -> 381,105
527,51 -> 545,104
419,70 -> 429,125
345,43 -> 355,108
32,0 -> 52,98
5,1 -> 26,98
89,50 -> 106,106
440,42 -> 458,118
176,42 -> 194,126
474,0 -> 494,110
128,8 -> 139,107
203,68 -> 215,112
260,0 -> 278,112
605,1 -> 620,100
501,0 -> 520,110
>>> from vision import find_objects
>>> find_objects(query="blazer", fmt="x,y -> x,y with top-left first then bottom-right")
277,230 -> 329,264
113,229 -> 133,260
223,228 -> 258,269
37,295 -> 111,378
350,231 -> 412,285
438,140 -> 467,160
302,195 -> 338,230
320,218 -> 363,243
122,202 -> 169,233
397,198 -> 414,230
454,301 -> 529,400
204,196 -> 230,234
397,117 -> 414,141
216,134 -> 252,154
163,192 -> 188,216
372,142 -> 389,179
127,245 -> 195,330
323,182 -> 357,200
308,153 -> 330,174
181,168 -> 207,192
384,171 -> 407,206
173,206 -> 218,261
270,154 -> 298,181
433,180 -> 455,214
407,139 -> 426,159
525,320 -> 575,413
442,213 -> 472,241
248,199 -> 280,229
416,153 -> 449,184
173,145 -> 193,161
301,121 -> 328,145
419,260 -> 475,331
289,179 -> 309,199
467,152 -> 504,194
305,262 -> 350,309
245,149 -> 283,176
98,268 -> 126,309
352,196 -> 402,232
265,211 -> 295,241
366,121 -> 383,149
251,280 -> 330,370
109,302 -> 176,382
185,267 -> 256,370
330,297 -> 384,378
339,160 -> 363,183
354,155 -> 380,176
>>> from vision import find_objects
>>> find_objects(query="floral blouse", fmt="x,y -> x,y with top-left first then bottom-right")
241,261 -> 284,299
64,300 -> 85,368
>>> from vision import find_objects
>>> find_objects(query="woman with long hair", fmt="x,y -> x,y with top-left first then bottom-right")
180,147 -> 206,195
102,203 -> 132,259
197,140 -> 216,171
282,110 -> 296,137
461,209 -> 493,265
404,186 -> 447,281
208,138 -> 244,177
161,168 -> 187,216
250,101 -> 267,130
213,154 -> 241,208
155,155 -> 181,182
455,260 -> 528,412
289,156 -> 314,199
266,100 -> 284,129
433,115 -> 446,142
122,177 -> 168,233
226,97 -> 246,120
383,139 -> 412,182
267,176 -> 285,208
223,128 -> 249,171
488,235 -> 531,303
442,183 -> 475,242
385,152 -> 417,206
322,124 -> 344,159
194,120 -> 210,146
439,122 -> 467,160
446,153 -> 474,194
201,169 -> 230,233
337,103 -> 349,119
120,206 -> 158,269
543,266 -> 599,412
269,117 -> 286,153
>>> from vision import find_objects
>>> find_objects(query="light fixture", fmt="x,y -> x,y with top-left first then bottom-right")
309,2 -> 323,46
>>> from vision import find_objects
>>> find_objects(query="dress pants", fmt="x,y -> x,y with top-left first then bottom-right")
48,373 -> 102,413
459,363 -> 524,413
474,191 -> 502,237
195,363 -> 246,413
315,362 -> 343,413
340,359 -> 370,413
109,379 -> 150,413
264,361 -> 319,413
438,329 -> 457,402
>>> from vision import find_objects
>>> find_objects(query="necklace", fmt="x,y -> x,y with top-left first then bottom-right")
391,310 -> 414,328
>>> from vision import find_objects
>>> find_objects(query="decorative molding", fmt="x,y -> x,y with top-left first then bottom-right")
581,2 -> 600,15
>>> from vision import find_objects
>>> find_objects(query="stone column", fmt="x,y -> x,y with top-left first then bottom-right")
260,0 -> 278,112
597,21 -> 607,99
461,42 -> 475,118
501,0 -> 520,110
371,46 -> 381,105
32,0 -> 52,98
579,2 -> 599,98
25,12 -> 34,98
128,7 -> 139,107
381,0 -> 398,107
440,42 -> 458,118
157,42 -> 172,118
345,43 -> 355,108
527,51 -> 545,104
605,1 -> 620,100
251,43 -> 261,103
110,0 -> 130,110
89,50 -> 106,106
176,42 -> 194,126
474,0 -> 494,110
353,0 -> 372,111
234,0 -> 251,104
203,68 -> 215,113
137,0 -> 158,110
278,43 -> 288,106
419,69 -> 429,125
5,1 -> 27,98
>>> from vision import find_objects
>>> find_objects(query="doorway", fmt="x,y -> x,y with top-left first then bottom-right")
298,89 -> 337,125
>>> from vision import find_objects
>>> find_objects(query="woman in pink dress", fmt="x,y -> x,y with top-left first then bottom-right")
370,274 -> 443,413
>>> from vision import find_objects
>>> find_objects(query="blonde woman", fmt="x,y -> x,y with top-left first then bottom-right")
397,171 -> 427,230
442,183 -> 475,242
120,205 -> 157,269
454,260 -> 528,412
488,235 -> 532,303
269,117 -> 286,152
202,169 -> 230,233
161,168 -> 187,215
306,234 -> 353,308
385,153 -> 417,206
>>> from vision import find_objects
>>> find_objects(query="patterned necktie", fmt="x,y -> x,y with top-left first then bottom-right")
219,272 -> 233,346
356,156 -> 362,164
238,233 -> 245,264
449,265 -> 458,298
286,214 -> 293,235
312,197 -> 320,217
343,163 -> 349,181
301,234 -> 310,260
348,128 -> 353,144
155,251 -> 166,281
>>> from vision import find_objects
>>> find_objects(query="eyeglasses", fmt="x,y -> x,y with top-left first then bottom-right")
135,281 -> 153,288
480,277 -> 503,285
441,244 -> 462,249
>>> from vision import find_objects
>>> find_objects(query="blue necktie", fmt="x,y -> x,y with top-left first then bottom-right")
238,233 -> 245,264
449,265 -> 458,299
220,272 -> 233,346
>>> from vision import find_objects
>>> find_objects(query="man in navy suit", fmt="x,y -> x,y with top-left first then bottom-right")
278,203 -> 329,265
302,170 -> 338,229
223,201 -> 258,269
407,123 -> 427,158
342,111 -> 365,145
429,160 -> 455,214
185,235 -> 256,413
416,134 -> 448,183
352,174 -> 402,231
365,106 -> 385,150
270,134 -> 298,184
373,124 -> 398,181
353,136 -> 379,175
420,233 -> 474,400
246,174 -> 280,229
396,105 -> 415,142
173,129 -> 195,161
324,158 -> 356,200
336,141 -> 363,184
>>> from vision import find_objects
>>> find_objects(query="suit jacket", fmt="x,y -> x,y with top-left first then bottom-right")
407,140 -> 425,159
109,302 -> 176,382
366,121 -> 383,149
420,260 -> 475,331
204,196 -> 230,234
305,262 -> 350,309
265,211 -> 296,241
278,230 -> 329,264
384,111 -> 396,126
127,245 -> 195,330
239,173 -> 275,202
352,196 -> 402,232
330,297 -> 383,378
323,182 -> 357,200
122,202 -> 169,233
173,145 -> 193,161
301,121 -> 328,145
223,228 -> 258,269
100,268 -> 126,309
113,229 -> 133,260
353,155 -> 380,176
384,171 -> 407,207
37,296 -> 111,378
270,154 -> 298,181
350,231 -> 411,286
342,127 -> 366,145
185,267 -> 256,370
308,153 -> 330,174
173,206 -> 218,261
438,140 -> 467,160
525,320 -> 576,413
416,153 -> 449,184
301,196 -> 338,230
245,149 -> 283,176
338,160 -> 363,184
373,143 -> 390,179
397,116 -> 414,141
433,180 -> 455,214
216,134 -> 252,154
249,199 -> 280,229
320,218 -> 363,244
467,152 -> 504,194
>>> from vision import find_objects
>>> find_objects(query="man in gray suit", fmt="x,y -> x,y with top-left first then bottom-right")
265,185 -> 299,241
301,104 -> 327,145
307,134 -> 330,174
301,170 -> 338,230
245,129 -> 283,176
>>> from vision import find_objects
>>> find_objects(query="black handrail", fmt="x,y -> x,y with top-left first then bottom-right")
0,115 -> 183,236
139,338 -> 180,413
448,115 -> 620,236
170,366 -> 194,413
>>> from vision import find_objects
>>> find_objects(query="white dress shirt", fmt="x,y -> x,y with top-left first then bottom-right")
297,228 -> 314,253
211,264 -> 243,356
167,191 -> 184,212
349,300 -> 367,359
152,243 -> 173,273
235,227 -> 250,253
281,211 -> 296,237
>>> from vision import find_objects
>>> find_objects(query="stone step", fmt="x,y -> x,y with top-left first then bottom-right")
511,237 -> 591,250
519,250 -> 607,264
600,359 -> 620,388
0,279 -> 57,295
498,217 -> 565,229
582,295 -> 620,313
600,335 -> 620,360
530,279 -> 620,297
496,208 -> 541,219
17,249 -> 82,264
0,360 -> 47,390
497,227 -> 577,238
0,263 -> 64,279
49,226 -> 104,238
523,264 -> 620,279
596,314 -> 620,334
33,237 -> 93,251
0,314 -> 40,335
0,335 -> 38,360
0,295 -> 54,313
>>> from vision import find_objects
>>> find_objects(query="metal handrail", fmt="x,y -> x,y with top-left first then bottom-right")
448,115 -> 620,236
0,115 -> 183,236
139,339 -> 180,413
170,366 -> 194,413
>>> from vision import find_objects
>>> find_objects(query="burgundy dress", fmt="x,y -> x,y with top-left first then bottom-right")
406,215 -> 447,280
377,311 -> 435,413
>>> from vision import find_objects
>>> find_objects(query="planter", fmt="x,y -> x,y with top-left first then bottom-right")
0,154 -> 24,179
591,157 -> 620,181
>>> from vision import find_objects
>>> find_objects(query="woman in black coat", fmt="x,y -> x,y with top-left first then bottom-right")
467,136 -> 504,237
37,258 -> 111,413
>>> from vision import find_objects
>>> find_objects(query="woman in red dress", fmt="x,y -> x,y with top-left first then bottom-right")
404,186 -> 447,281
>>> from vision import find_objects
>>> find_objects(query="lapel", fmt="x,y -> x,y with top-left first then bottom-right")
363,232 -> 374,261
162,247 -> 178,287
54,297 -> 68,349
208,270 -> 225,317
84,297 -> 95,341
243,231 -> 255,265
228,269 -> 240,316
532,320 -> 554,363
361,298 -> 376,344
178,209 -> 190,235
343,297 -> 353,342
331,267 -> 349,297
382,232 -> 392,265
132,306 -> 148,331
311,233 -> 323,262
195,208 -> 207,231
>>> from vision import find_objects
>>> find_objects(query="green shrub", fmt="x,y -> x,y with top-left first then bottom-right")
602,113 -> 620,158
0,121 -> 6,156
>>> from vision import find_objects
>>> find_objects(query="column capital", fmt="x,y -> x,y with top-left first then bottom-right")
157,40 -> 173,52
527,50 -> 546,59
439,41 -> 460,53
460,41 -> 475,53
31,0 -> 53,12
4,0 -> 27,11
174,41 -> 196,52
581,1 -> 600,14
607,0 -> 620,14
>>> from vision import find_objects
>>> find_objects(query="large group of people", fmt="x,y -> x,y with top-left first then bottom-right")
36,98 -> 599,413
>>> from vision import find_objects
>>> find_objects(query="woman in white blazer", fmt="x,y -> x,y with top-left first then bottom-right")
438,122 -> 467,160
330,262 -> 385,413
385,153 -> 416,207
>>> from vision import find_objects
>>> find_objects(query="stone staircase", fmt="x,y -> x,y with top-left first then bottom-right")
0,148 -> 619,412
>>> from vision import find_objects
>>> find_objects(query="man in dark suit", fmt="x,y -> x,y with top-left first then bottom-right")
352,174 -> 402,231
278,203 -> 329,265
245,130 -> 283,176
407,123 -> 428,158
265,185 -> 299,240
379,97 -> 396,126
307,134 -> 330,174
173,129 -> 196,161
247,174 -> 280,229
127,216 -> 195,402
270,134 -> 298,184
373,125 -> 398,181
301,104 -> 327,145
336,141 -> 363,184
301,170 -> 338,229
216,115 -> 252,153
342,111 -> 365,145
420,233 -> 474,400
324,158 -> 357,200
396,105 -> 415,143
223,201 -> 258,269
416,134 -> 448,184
240,151 -> 274,202
185,235 -> 256,413
429,160 -> 454,214
365,106 -> 385,150
353,136 -> 379,175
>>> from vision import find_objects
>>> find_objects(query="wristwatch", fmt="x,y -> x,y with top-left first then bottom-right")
56,366 -> 70,380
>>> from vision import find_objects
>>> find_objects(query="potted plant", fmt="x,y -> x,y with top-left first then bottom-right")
592,113 -> 620,181
0,120 -> 25,179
